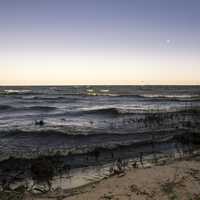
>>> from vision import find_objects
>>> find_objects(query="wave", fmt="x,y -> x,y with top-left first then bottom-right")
0,127 -> 179,137
0,128 -> 178,162
24,106 -> 57,112
78,105 -> 200,116
82,107 -> 123,115
2,89 -> 198,101
0,128 -> 176,145
141,94 -> 200,101
79,107 -> 146,115
0,105 -> 57,112
1,89 -> 32,95
0,105 -> 13,111
90,93 -> 200,100
21,96 -> 67,101
79,93 -> 200,101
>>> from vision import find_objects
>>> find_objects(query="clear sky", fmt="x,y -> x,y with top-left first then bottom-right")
0,0 -> 200,85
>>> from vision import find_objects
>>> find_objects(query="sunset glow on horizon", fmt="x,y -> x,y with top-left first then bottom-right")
0,0 -> 200,85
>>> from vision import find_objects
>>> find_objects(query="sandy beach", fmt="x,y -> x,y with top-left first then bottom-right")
20,154 -> 200,200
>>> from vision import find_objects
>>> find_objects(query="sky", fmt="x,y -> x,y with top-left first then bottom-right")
0,0 -> 200,85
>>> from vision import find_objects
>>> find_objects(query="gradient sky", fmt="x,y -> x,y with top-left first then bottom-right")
0,0 -> 200,85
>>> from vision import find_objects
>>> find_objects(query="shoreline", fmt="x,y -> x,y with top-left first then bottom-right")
24,151 -> 200,200
0,138 -> 184,192
1,149 -> 200,200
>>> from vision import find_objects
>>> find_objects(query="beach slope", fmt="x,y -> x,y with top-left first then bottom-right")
28,156 -> 200,200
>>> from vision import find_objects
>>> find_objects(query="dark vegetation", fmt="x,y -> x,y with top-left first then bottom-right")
30,157 -> 54,191
0,185 -> 26,200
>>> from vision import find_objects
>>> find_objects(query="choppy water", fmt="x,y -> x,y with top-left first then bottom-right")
0,85 -> 200,160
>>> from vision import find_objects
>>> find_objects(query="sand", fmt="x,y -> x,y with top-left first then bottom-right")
24,155 -> 200,200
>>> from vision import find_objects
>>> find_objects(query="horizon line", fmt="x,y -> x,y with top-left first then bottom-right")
0,84 -> 200,87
